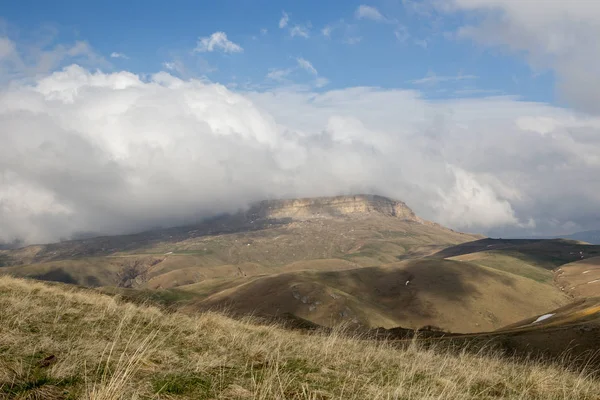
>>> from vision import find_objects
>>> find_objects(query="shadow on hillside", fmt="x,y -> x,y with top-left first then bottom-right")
32,268 -> 78,285
433,238 -> 600,269
190,259 -> 518,326
432,239 -> 542,259
400,259 -> 515,301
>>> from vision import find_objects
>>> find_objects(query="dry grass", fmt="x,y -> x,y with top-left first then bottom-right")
0,275 -> 598,399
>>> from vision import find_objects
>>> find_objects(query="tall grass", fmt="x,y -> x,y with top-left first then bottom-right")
0,275 -> 598,399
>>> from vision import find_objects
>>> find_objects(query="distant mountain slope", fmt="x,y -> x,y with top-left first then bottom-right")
511,230 -> 600,245
555,256 -> 600,298
178,258 -> 569,333
0,195 -> 481,289
433,238 -> 600,269
559,230 -> 600,244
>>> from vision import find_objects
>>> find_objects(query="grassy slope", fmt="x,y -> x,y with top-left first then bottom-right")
180,259 -> 570,333
0,217 -> 478,290
447,251 -> 555,283
1,276 -> 599,400
555,256 -> 600,298
434,239 -> 600,270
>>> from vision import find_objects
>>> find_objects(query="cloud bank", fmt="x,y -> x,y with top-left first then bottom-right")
2,63 -> 600,245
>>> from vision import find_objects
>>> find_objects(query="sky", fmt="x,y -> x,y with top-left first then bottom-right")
1,0 -> 600,245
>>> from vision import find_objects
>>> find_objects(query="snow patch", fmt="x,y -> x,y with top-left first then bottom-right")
532,313 -> 554,324
583,270 -> 592,274
587,279 -> 600,284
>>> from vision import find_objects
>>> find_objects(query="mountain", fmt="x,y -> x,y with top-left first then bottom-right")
559,230 -> 600,244
0,195 -> 472,267
0,194 -> 478,275
509,230 -> 600,245
3,194 -> 600,333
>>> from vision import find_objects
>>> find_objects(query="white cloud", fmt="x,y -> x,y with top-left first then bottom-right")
409,72 -> 478,85
162,60 -> 188,76
110,52 -> 129,59
515,116 -> 559,136
3,63 -> 600,245
260,28 -> 268,35
322,25 -> 332,38
296,57 -> 318,75
439,0 -> 600,114
355,5 -> 385,21
290,25 -> 310,38
436,166 -> 520,229
267,60 -> 327,89
266,68 -> 292,81
0,36 -> 107,82
194,32 -> 243,53
279,12 -> 289,29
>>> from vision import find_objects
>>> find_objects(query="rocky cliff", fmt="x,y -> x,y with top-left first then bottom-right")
247,194 -> 430,224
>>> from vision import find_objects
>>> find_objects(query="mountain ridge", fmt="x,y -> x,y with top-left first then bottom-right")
246,194 -> 432,224
0,194 -> 466,265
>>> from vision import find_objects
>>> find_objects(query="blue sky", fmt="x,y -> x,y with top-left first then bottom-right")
1,0 -> 554,102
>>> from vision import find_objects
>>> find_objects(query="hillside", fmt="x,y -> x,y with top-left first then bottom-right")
560,230 -> 600,245
5,195 -> 600,333
179,259 -> 569,332
555,256 -> 600,298
518,230 -> 600,245
433,238 -> 600,269
1,275 -> 599,400
0,195 -> 480,292
0,195 -> 474,267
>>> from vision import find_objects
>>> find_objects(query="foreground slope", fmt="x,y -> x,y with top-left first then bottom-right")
1,276 -> 599,400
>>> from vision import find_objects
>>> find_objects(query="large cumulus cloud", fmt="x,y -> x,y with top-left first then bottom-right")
439,0 -> 600,115
1,63 -> 600,244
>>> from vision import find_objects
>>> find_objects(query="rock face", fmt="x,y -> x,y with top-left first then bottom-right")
247,194 -> 429,223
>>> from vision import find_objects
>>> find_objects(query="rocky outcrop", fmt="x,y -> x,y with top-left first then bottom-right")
247,194 -> 430,223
